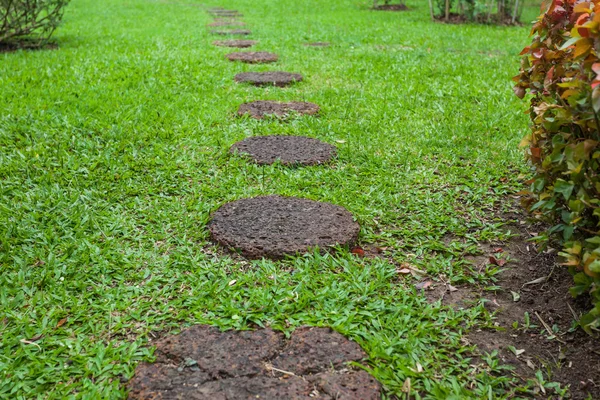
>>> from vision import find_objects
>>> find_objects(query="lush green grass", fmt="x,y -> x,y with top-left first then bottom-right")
0,0 -> 556,398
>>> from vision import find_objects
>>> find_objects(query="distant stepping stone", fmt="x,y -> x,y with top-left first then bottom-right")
208,20 -> 246,27
209,195 -> 359,259
230,136 -> 336,165
226,51 -> 278,63
209,9 -> 242,16
235,72 -> 302,87
373,4 -> 408,10
238,100 -> 319,119
304,42 -> 330,47
213,39 -> 256,48
127,325 -> 381,399
212,29 -> 251,36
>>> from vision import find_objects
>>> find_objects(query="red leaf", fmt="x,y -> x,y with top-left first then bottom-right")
351,247 -> 365,257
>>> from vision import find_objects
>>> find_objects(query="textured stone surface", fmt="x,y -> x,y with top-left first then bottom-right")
211,29 -> 251,36
272,327 -> 366,375
237,101 -> 320,119
226,51 -> 278,63
213,40 -> 256,48
128,326 -> 381,399
235,72 -> 303,87
230,136 -> 336,166
208,20 -> 246,27
208,9 -> 243,17
208,196 -> 359,259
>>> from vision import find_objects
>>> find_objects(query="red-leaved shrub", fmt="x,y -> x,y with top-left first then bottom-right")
514,0 -> 600,333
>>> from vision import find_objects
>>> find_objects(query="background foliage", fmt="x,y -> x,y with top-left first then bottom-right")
430,0 -> 525,24
515,0 -> 600,333
0,0 -> 70,46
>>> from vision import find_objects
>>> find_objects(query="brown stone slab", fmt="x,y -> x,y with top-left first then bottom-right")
208,196 -> 359,259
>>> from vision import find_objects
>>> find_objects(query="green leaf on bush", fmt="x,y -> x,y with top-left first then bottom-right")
586,236 -> 600,245
588,260 -> 600,273
593,87 -> 600,113
553,179 -> 574,200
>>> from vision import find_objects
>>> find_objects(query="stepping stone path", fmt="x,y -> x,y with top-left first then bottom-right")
211,29 -> 251,36
230,136 -> 336,165
208,195 -> 359,259
125,7 -> 383,399
128,325 -> 382,399
235,71 -> 302,87
238,100 -> 320,118
213,39 -> 256,48
226,51 -> 278,63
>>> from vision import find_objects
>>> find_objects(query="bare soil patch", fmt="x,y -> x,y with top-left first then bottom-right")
213,40 -> 256,48
230,135 -> 337,166
208,195 -> 359,259
237,101 -> 320,119
0,40 -> 58,53
440,206 -> 600,398
127,325 -> 381,399
235,71 -> 303,87
226,51 -> 278,63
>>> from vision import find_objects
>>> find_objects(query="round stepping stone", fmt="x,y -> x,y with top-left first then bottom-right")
209,9 -> 242,16
238,100 -> 320,119
212,29 -> 251,36
213,39 -> 256,48
226,51 -> 278,63
373,4 -> 408,10
230,136 -> 336,165
127,325 -> 382,399
208,20 -> 246,27
235,71 -> 302,87
304,42 -> 330,47
208,195 -> 359,259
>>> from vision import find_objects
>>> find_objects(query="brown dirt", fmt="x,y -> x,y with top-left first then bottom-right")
208,195 -> 359,259
372,3 -> 409,11
234,71 -> 303,87
0,40 -> 58,53
226,51 -> 278,63
211,29 -> 251,36
127,325 -> 381,399
230,135 -> 337,166
237,101 -> 320,119
213,40 -> 256,48
433,206 -> 600,398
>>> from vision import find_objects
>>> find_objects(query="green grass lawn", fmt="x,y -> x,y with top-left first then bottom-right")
0,0 -> 551,398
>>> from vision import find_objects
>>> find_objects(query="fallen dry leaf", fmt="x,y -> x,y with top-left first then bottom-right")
415,281 -> 432,290
56,318 -> 67,328
351,247 -> 366,257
